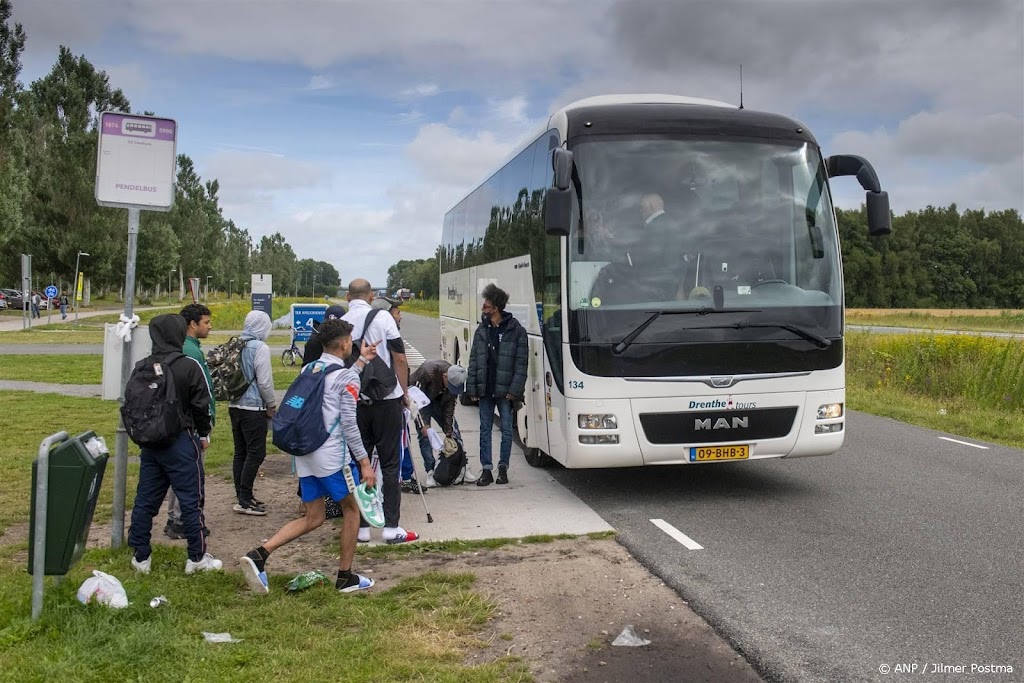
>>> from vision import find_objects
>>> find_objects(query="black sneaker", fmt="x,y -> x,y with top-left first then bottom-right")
164,520 -> 186,539
233,501 -> 267,516
400,478 -> 423,494
496,467 -> 509,485
476,470 -> 494,486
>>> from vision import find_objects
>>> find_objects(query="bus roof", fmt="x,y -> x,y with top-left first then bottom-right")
558,93 -> 735,113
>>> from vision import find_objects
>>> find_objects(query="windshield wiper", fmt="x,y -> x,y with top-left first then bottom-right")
732,321 -> 831,348
611,308 -> 762,355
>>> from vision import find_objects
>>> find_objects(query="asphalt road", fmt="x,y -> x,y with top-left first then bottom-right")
398,312 -> 1023,683
849,324 -> 1023,340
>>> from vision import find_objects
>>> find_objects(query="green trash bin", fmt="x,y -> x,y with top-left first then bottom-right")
28,431 -> 109,576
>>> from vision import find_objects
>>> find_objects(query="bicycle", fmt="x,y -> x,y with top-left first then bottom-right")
281,340 -> 302,367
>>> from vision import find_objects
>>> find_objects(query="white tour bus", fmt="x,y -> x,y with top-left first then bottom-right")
439,95 -> 890,469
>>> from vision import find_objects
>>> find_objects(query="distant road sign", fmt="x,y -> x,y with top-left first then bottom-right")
291,304 -> 328,342
44,285 -> 58,299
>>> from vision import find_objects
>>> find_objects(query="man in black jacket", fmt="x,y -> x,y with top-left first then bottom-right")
127,314 -> 222,575
466,283 -> 528,486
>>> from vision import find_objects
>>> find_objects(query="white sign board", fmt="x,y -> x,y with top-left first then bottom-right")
95,112 -> 177,211
251,274 -> 273,295
101,324 -> 152,400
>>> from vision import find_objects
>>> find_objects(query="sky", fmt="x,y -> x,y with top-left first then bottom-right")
13,0 -> 1024,286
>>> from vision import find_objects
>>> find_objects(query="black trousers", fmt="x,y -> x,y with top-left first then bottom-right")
357,398 -> 404,528
128,430 -> 208,562
230,407 -> 268,504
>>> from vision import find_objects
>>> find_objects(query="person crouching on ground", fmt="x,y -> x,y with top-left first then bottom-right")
410,360 -> 467,487
240,319 -> 379,594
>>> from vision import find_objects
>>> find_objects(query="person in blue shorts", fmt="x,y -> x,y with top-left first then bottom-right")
240,319 -> 379,594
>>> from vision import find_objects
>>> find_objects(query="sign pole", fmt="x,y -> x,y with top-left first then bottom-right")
111,208 -> 140,548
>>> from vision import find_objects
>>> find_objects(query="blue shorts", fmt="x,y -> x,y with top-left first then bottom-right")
298,464 -> 360,504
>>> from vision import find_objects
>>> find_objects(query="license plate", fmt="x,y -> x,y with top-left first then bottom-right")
689,445 -> 749,462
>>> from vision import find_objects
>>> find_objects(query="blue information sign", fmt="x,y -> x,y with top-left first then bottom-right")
44,285 -> 58,299
291,304 -> 328,342
251,293 -> 272,315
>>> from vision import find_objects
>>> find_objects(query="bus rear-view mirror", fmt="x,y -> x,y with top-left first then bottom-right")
552,148 -> 574,191
826,154 -> 891,237
544,187 -> 572,236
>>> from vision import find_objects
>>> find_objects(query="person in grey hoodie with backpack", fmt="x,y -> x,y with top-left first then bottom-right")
229,310 -> 277,515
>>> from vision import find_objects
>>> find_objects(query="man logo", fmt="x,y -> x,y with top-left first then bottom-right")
710,376 -> 735,388
695,416 -> 749,430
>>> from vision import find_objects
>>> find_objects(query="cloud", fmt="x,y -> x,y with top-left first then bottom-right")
198,150 -> 332,222
404,123 -> 514,187
400,83 -> 440,98
306,74 -> 334,91
98,62 -> 148,96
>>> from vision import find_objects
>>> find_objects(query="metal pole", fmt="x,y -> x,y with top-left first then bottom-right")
112,209 -> 140,548
73,253 -> 81,325
32,431 -> 69,621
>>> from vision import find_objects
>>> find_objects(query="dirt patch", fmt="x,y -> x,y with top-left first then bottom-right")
10,456 -> 761,682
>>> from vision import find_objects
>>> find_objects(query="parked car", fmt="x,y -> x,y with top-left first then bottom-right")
1,288 -> 25,309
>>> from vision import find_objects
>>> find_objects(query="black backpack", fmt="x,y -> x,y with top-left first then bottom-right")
432,437 -> 467,486
348,308 -> 398,402
122,354 -> 186,449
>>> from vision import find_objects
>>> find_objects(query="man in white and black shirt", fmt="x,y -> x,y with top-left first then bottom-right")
342,278 -> 419,545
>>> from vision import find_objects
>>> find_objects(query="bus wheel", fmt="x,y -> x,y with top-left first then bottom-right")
515,410 -> 553,468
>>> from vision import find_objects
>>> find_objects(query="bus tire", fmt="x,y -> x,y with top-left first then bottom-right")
515,409 -> 554,468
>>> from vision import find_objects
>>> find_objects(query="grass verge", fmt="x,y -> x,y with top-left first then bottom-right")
401,299 -> 440,318
847,310 -> 1024,334
846,331 -> 1024,447
0,545 -> 530,683
0,355 -> 303,391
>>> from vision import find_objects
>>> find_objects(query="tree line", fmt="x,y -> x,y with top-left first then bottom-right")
0,0 -> 338,299
837,205 -> 1023,308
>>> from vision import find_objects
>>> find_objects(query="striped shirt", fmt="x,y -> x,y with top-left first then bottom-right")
294,352 -> 369,479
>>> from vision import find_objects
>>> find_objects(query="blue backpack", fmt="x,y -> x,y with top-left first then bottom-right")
272,361 -> 344,456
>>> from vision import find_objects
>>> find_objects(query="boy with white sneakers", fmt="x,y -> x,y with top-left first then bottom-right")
127,314 -> 222,575
240,319 -> 379,594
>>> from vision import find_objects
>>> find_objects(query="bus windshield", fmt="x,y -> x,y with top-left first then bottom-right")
567,136 -> 842,327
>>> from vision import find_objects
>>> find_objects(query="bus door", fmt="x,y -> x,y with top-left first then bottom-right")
541,309 -> 569,464
522,334 -> 550,456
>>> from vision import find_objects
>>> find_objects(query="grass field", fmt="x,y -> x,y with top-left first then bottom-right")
847,309 -> 1024,334
0,390 -> 530,681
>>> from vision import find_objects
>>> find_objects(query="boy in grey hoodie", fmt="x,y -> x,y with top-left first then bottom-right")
229,310 -> 278,515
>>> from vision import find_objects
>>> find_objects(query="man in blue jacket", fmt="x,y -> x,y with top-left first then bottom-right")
466,283 -> 528,486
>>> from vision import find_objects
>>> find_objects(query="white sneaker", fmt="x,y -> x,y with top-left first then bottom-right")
357,527 -> 371,543
424,473 -> 439,488
131,555 -> 151,574
462,466 -> 480,484
185,553 -> 224,574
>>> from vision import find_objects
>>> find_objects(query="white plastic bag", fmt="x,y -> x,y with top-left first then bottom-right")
612,624 -> 651,646
77,570 -> 129,609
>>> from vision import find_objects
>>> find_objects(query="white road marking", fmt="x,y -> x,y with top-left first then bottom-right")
938,436 -> 989,450
650,519 -> 704,550
404,342 -> 426,368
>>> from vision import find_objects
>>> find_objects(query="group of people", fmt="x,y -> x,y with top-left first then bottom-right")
20,290 -> 70,319
125,278 -> 530,595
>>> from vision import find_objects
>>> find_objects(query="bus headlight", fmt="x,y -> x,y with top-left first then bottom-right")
580,434 -> 620,444
817,403 -> 843,419
578,414 -> 617,429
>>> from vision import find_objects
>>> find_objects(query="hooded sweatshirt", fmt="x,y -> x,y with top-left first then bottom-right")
147,313 -> 212,437
229,310 -> 277,411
